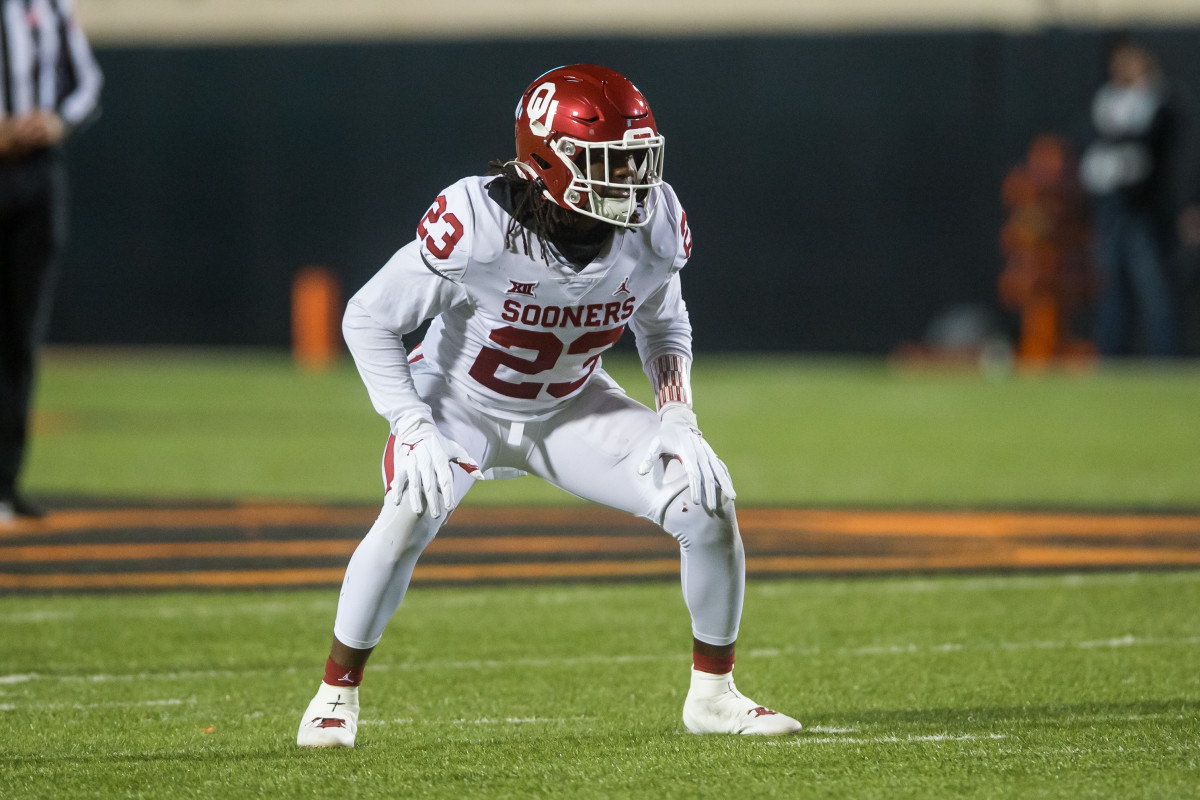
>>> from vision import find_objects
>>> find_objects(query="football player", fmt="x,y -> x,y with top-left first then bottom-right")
297,64 -> 801,746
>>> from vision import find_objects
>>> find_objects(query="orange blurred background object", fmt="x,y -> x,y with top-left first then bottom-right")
291,266 -> 343,371
998,135 -> 1097,368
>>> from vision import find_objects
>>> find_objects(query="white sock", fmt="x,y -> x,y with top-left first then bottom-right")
689,667 -> 735,698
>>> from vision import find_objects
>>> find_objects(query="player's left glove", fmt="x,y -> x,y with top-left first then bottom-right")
637,405 -> 736,512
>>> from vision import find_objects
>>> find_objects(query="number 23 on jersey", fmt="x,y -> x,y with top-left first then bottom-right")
417,195 -> 464,259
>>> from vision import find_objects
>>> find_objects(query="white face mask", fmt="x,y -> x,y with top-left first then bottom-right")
551,130 -> 666,228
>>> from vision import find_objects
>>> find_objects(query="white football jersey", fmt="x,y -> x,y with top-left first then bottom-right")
344,175 -> 695,429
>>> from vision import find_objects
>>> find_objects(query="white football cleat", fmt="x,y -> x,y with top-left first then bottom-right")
682,668 -> 802,735
297,682 -> 359,748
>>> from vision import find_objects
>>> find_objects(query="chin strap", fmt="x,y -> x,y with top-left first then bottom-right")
505,159 -> 540,182
594,194 -> 636,225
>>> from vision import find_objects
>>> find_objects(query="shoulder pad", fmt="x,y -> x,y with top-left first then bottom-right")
416,179 -> 476,282
459,176 -> 512,264
648,182 -> 692,271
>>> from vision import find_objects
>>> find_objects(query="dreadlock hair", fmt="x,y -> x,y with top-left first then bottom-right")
486,159 -> 583,263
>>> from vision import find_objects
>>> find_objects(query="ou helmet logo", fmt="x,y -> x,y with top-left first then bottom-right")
527,81 -> 559,137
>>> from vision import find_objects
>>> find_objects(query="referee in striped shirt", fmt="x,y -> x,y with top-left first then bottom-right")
0,0 -> 101,520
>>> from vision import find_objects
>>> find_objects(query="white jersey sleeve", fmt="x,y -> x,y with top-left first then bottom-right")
630,186 -> 694,366
343,186 -> 474,434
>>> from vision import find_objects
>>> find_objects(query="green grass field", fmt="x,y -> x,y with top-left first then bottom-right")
21,349 -> 1200,508
3,573 -> 1198,798
6,350 -> 1200,797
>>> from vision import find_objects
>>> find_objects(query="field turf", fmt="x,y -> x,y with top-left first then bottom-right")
2,572 -> 1198,798
5,350 -> 1199,797
21,349 -> 1200,508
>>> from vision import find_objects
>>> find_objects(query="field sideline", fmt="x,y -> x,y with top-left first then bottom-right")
3,502 -> 1200,592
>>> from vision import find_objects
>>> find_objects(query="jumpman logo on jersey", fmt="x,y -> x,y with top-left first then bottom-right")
506,280 -> 538,297
336,671 -> 355,684
400,439 -> 423,455
613,277 -> 632,296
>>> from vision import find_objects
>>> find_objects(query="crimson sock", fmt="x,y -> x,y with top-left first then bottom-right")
693,650 -> 735,675
323,657 -> 364,688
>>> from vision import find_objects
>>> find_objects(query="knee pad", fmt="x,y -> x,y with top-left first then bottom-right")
367,491 -> 443,565
643,454 -> 737,527
661,491 -> 740,553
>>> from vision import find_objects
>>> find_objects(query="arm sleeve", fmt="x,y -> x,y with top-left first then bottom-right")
630,271 -> 693,366
630,272 -> 696,410
633,184 -> 695,406
646,353 -> 692,411
343,240 -> 469,434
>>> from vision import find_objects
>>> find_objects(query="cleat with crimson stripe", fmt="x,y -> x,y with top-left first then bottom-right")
297,683 -> 359,748
682,668 -> 801,735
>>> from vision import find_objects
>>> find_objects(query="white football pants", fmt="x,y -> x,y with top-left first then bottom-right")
333,367 -> 745,651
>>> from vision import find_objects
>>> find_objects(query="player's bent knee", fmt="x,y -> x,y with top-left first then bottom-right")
366,499 -> 441,566
660,492 -> 740,551
647,456 -> 737,524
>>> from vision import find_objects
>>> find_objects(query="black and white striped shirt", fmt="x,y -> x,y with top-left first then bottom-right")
0,0 -> 101,128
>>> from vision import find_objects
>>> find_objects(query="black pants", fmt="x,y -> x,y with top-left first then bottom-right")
0,151 -> 66,497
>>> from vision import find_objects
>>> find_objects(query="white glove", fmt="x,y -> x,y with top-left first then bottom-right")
392,420 -> 483,518
637,405 -> 736,512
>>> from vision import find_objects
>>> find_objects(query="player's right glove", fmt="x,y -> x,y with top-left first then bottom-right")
391,420 -> 482,518
637,405 -> 736,513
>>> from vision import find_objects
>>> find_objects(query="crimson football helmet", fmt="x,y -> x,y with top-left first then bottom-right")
512,64 -> 665,228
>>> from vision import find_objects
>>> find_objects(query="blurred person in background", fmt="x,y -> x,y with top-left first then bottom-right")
1177,179 -> 1200,353
0,0 -> 102,520
1180,191 -> 1200,250
1079,36 -> 1182,358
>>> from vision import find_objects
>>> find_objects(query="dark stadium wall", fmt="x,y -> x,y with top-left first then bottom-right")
52,28 -> 1200,353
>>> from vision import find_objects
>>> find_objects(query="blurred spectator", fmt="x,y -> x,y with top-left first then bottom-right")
1178,180 -> 1200,354
1181,194 -> 1200,249
1,0 -> 103,521
1079,36 -> 1181,358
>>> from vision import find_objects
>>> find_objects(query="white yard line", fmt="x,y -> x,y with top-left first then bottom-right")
805,726 -> 860,734
5,571 -> 1197,627
0,673 -> 35,684
0,698 -> 193,711
0,695 -> 1185,747
347,711 -> 1186,730
0,667 -> 291,685
0,619 -> 1184,684
756,571 -> 1200,598
773,733 -> 1009,745
0,610 -> 80,623
359,716 -> 592,727
0,599 -> 334,625
4,632 -> 1198,686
